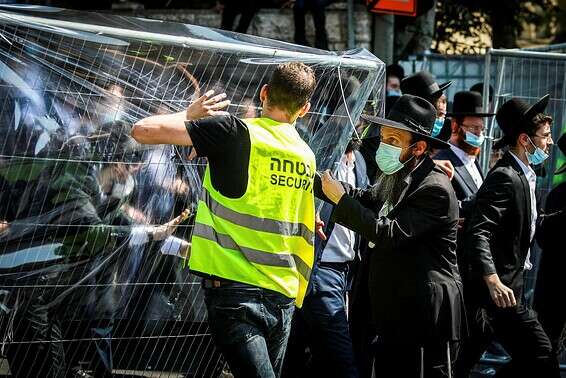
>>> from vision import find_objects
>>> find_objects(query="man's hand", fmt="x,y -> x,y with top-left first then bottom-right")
152,208 -> 191,241
186,90 -> 231,121
434,159 -> 454,180
484,273 -> 517,308
0,220 -> 8,236
315,213 -> 327,241
321,170 -> 345,204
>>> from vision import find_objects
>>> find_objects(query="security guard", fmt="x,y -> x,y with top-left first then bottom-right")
131,62 -> 318,377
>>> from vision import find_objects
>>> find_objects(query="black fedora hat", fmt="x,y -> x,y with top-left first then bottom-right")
361,94 -> 450,149
492,94 -> 550,150
401,71 -> 452,102
555,133 -> 566,175
447,91 -> 495,117
386,63 -> 405,80
470,82 -> 494,103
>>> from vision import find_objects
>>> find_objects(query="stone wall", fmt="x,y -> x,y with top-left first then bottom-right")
124,3 -> 373,52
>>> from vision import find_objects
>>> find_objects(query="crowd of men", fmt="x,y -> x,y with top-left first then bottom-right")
131,61 -> 566,378
1,58 -> 564,377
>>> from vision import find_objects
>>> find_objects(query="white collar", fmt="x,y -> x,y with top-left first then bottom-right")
509,151 -> 536,182
449,142 -> 475,165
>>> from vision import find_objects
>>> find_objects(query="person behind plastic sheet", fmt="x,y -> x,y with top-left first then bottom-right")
320,95 -> 465,377
0,120 -> 189,378
454,95 -> 561,377
401,71 -> 453,142
283,138 -> 368,378
433,91 -> 495,274
534,132 -> 566,365
131,62 -> 317,377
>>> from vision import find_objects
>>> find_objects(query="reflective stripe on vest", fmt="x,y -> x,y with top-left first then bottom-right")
200,188 -> 314,246
193,222 -> 312,281
188,117 -> 316,307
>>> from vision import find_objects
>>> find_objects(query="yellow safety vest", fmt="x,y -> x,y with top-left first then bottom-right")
189,117 -> 316,307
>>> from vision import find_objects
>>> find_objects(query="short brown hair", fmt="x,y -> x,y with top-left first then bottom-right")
524,113 -> 553,136
266,62 -> 316,115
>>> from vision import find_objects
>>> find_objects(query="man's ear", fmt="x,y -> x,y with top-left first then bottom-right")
413,140 -> 428,157
297,101 -> 311,119
451,118 -> 459,135
259,84 -> 268,104
517,132 -> 530,148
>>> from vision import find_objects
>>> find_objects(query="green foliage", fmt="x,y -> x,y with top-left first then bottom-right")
433,0 -> 558,54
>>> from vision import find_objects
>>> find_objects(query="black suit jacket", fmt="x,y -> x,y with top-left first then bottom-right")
433,146 -> 483,218
331,155 -> 464,343
434,146 -> 483,278
533,182 -> 566,345
464,151 -> 533,307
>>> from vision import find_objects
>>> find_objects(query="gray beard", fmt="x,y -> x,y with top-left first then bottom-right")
372,160 -> 415,205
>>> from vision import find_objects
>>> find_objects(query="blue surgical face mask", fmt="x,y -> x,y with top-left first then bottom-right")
386,89 -> 401,97
464,131 -> 485,148
432,118 -> 444,137
375,142 -> 415,175
525,137 -> 549,166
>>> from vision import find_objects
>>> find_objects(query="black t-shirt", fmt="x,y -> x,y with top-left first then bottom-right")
185,115 -> 250,198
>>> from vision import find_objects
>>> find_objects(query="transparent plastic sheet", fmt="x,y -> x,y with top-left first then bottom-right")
0,5 -> 384,377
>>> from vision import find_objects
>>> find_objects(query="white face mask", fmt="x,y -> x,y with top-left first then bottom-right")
111,174 -> 135,199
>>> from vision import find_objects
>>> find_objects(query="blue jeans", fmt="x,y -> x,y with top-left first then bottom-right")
284,263 -> 359,378
204,283 -> 295,378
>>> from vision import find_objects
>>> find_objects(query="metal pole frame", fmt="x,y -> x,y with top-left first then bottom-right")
480,48 -> 566,174
347,0 -> 355,49
480,49 -> 492,173
0,11 -> 381,70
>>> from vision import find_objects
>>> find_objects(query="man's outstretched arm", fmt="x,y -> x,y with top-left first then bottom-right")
131,90 -> 230,145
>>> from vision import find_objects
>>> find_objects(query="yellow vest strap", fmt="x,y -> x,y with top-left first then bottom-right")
201,188 -> 314,246
193,222 -> 312,281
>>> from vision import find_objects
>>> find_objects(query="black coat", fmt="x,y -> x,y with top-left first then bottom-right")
534,181 -> 566,347
433,146 -> 483,218
331,155 -> 465,343
464,151 -> 533,307
433,146 -> 484,276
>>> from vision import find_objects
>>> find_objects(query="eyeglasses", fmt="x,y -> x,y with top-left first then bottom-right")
459,123 -> 484,133
532,133 -> 553,141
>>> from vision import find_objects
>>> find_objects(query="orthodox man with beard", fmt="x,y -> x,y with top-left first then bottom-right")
320,94 -> 465,377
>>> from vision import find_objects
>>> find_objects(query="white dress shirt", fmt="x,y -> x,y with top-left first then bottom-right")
449,143 -> 483,188
509,151 -> 537,271
322,154 -> 357,263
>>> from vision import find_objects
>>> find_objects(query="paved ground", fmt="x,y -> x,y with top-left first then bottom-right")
0,359 -> 233,377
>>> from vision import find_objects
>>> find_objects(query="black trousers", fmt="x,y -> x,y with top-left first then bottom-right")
454,303 -> 560,377
283,263 -> 358,378
373,338 -> 459,378
293,0 -> 329,50
221,0 -> 260,33
5,295 -> 67,378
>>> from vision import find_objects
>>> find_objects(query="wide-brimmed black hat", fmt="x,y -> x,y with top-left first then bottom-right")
401,71 -> 452,102
492,94 -> 550,150
361,94 -> 450,149
555,133 -> 566,175
386,64 -> 405,80
470,82 -> 494,103
447,91 -> 495,117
